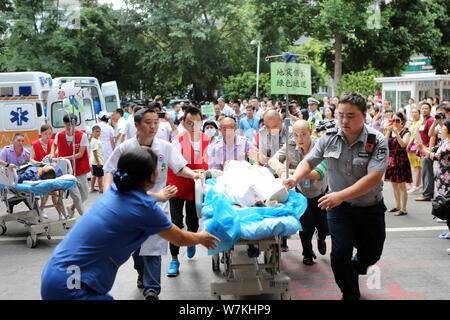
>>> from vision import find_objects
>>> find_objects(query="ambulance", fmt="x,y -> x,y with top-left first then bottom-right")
0,72 -> 53,146
47,76 -> 121,133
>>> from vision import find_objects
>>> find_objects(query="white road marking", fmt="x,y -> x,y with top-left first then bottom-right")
0,227 -> 447,242
0,235 -> 65,242
386,226 -> 448,232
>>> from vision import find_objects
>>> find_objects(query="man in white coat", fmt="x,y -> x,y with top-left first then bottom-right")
103,108 -> 203,300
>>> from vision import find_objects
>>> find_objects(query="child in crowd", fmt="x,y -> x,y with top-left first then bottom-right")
90,125 -> 104,193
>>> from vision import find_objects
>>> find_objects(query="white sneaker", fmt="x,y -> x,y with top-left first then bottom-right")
42,214 -> 49,219
447,248 -> 450,255
436,219 -> 447,223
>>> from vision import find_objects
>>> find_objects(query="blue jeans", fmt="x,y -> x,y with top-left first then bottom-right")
133,249 -> 161,296
327,200 -> 386,300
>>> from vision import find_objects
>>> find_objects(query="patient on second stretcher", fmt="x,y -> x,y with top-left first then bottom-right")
8,164 -> 63,216
206,160 -> 289,208
17,163 -> 63,183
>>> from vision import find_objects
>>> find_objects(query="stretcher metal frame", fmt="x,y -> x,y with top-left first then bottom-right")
0,159 -> 77,248
195,178 -> 292,300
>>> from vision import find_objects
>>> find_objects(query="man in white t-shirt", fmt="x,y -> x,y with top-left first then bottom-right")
119,105 -> 143,143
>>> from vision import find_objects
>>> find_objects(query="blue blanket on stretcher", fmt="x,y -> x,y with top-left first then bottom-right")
201,179 -> 308,255
0,178 -> 77,196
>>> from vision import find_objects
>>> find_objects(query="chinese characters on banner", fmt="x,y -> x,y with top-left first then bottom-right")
270,62 -> 312,96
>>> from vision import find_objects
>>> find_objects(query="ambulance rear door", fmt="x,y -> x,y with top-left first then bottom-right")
101,81 -> 121,113
47,85 -> 87,134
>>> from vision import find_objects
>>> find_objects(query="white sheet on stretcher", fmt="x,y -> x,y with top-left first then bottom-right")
213,160 -> 288,207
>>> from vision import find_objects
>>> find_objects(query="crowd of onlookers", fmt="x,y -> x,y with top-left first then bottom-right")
1,92 -> 449,257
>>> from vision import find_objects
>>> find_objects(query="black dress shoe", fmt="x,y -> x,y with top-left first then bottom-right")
317,238 -> 327,255
303,257 -> 315,265
137,275 -> 144,289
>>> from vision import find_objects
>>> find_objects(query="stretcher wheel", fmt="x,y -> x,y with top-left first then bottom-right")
0,223 -> 6,235
27,235 -> 37,248
281,292 -> 291,300
212,254 -> 220,272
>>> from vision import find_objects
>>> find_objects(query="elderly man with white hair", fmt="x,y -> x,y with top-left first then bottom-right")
254,110 -> 291,166
217,97 -> 234,117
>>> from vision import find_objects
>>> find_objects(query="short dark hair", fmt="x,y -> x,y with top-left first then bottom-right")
114,108 -> 123,116
40,167 -> 56,180
148,101 -> 162,111
133,105 -> 143,114
40,124 -> 52,134
13,133 -> 25,140
114,147 -> 158,193
421,102 -> 432,109
183,107 -> 202,121
134,108 -> 157,124
339,92 -> 367,114
63,113 -> 78,124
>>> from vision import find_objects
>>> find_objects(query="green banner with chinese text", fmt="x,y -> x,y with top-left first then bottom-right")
270,62 -> 311,95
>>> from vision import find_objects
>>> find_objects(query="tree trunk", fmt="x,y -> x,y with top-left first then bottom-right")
333,33 -> 343,95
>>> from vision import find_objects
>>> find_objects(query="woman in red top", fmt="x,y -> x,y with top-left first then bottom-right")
31,124 -> 54,163
30,124 -> 63,219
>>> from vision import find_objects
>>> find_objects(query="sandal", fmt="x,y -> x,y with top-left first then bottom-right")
387,208 -> 400,213
394,210 -> 408,216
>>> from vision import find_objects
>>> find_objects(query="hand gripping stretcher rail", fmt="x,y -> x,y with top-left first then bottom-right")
0,159 -> 78,248
194,168 -> 307,300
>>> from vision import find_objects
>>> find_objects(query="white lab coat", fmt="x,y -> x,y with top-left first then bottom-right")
103,136 -> 187,256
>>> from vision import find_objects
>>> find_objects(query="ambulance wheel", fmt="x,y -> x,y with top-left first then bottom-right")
27,235 -> 37,248
0,223 -> 6,235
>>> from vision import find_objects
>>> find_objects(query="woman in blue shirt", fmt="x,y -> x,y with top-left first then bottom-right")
41,147 -> 219,300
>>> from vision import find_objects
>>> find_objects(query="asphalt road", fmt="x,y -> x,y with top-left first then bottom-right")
0,182 -> 449,300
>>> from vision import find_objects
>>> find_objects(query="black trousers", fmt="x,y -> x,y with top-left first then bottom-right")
299,193 -> 329,258
169,197 -> 199,257
327,199 -> 386,300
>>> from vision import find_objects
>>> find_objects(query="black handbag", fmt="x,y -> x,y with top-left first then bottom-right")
431,195 -> 450,220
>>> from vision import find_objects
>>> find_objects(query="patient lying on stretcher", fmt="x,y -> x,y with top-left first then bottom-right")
206,160 -> 289,208
8,164 -> 64,218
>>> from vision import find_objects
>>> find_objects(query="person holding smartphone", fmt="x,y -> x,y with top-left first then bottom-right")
149,102 -> 178,141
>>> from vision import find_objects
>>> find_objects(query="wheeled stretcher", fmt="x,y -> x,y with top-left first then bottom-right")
0,159 -> 78,248
195,171 -> 307,300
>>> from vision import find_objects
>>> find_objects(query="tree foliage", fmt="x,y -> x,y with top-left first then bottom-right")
335,68 -> 384,97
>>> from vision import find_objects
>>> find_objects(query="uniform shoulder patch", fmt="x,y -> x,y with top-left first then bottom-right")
375,148 -> 387,161
326,128 -> 338,135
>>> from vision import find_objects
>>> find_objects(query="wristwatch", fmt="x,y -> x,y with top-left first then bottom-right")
5,163 -> 10,168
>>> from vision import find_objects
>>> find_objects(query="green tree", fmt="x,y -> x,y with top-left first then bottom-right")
223,72 -> 271,100
126,0 -> 254,101
335,68 -> 384,97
